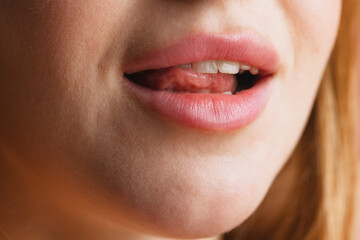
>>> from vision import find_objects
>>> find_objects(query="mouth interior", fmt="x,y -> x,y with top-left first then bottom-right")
235,71 -> 258,93
125,67 -> 260,95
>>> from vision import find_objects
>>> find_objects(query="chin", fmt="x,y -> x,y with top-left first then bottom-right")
104,162 -> 269,239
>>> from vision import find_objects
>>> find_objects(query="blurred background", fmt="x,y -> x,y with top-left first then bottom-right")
355,28 -> 360,240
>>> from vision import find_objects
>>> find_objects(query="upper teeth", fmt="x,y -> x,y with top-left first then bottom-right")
192,60 -> 218,74
217,61 -> 241,74
182,60 -> 259,75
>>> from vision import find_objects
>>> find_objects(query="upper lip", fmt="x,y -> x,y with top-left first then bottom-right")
123,31 -> 280,76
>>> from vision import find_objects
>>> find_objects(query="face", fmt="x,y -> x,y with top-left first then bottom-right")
0,0 -> 341,238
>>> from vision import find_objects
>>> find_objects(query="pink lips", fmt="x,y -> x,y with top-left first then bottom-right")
123,32 -> 280,131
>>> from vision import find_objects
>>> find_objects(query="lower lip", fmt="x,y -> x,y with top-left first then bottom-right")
123,76 -> 273,131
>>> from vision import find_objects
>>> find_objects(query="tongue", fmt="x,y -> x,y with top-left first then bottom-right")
130,67 -> 237,93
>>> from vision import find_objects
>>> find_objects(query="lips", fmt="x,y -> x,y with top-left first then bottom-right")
123,32 -> 280,131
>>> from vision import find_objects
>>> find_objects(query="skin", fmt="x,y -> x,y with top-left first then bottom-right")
0,0 -> 342,240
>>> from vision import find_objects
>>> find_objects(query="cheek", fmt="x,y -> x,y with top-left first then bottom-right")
283,0 -> 341,51
278,0 -> 341,101
250,0 -> 343,199
261,0 -> 341,174
297,2 -> 340,103
0,1 -> 125,145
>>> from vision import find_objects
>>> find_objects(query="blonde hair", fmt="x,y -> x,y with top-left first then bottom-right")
226,0 -> 359,239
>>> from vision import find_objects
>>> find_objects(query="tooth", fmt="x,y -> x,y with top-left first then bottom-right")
239,64 -> 251,71
217,61 -> 240,74
192,60 -> 218,74
177,63 -> 192,69
250,67 -> 259,75
222,91 -> 233,95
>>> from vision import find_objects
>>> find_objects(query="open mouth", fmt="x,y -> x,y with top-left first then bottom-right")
122,32 -> 279,131
125,60 -> 263,95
